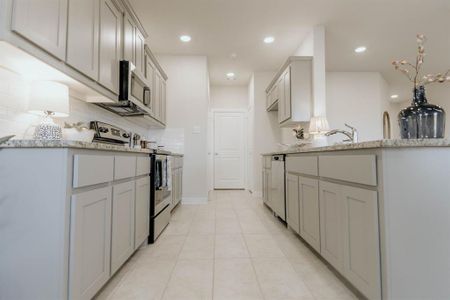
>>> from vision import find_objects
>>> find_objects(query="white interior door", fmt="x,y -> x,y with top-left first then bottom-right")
214,111 -> 245,189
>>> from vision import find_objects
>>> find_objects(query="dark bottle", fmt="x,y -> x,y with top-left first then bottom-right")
398,86 -> 445,139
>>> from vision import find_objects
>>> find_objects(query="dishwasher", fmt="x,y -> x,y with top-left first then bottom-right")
270,155 -> 286,221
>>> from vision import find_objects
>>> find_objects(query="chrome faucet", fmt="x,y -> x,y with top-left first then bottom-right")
325,124 -> 358,143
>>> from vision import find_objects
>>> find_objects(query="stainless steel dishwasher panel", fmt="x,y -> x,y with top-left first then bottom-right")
270,155 -> 286,221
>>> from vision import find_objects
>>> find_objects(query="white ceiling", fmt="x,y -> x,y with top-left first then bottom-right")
130,0 -> 450,100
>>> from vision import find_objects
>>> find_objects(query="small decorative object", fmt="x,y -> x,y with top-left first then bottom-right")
292,126 -> 305,140
393,34 -> 447,139
28,81 -> 69,140
63,122 -> 95,142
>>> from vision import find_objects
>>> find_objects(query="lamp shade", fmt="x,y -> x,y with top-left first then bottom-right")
309,116 -> 330,135
28,81 -> 69,117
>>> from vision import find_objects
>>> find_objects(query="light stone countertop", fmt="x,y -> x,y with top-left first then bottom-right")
261,139 -> 450,156
0,139 -> 153,154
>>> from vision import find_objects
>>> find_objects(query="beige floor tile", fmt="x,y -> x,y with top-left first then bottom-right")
239,217 -> 270,234
189,217 -> 215,235
252,258 -> 314,300
215,217 -> 242,234
215,207 -> 237,219
162,259 -> 213,300
244,234 -> 285,258
106,259 -> 176,300
179,234 -> 215,260
163,219 -> 193,236
213,258 -> 263,300
215,234 -> 250,258
292,261 -> 358,300
139,235 -> 186,261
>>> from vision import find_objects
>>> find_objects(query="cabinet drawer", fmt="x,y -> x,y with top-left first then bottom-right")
73,155 -> 114,188
286,155 -> 318,176
319,155 -> 377,186
136,156 -> 150,176
114,156 -> 137,180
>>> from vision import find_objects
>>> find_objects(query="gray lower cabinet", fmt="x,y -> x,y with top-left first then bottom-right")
99,0 -> 122,94
286,173 -> 300,234
66,0 -> 100,80
341,185 -> 381,300
298,176 -> 320,252
69,186 -> 112,300
319,180 -> 345,272
10,0 -> 68,60
134,176 -> 150,249
111,180 -> 135,275
319,180 -> 381,299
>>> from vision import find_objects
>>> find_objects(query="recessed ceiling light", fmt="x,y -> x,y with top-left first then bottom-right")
391,94 -> 399,99
226,72 -> 236,80
354,46 -> 367,53
264,36 -> 275,44
179,35 -> 191,42
230,53 -> 237,59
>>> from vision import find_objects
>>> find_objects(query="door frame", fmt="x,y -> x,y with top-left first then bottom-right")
207,109 -> 248,191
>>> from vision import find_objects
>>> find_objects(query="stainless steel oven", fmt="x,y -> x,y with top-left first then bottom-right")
149,154 -> 171,243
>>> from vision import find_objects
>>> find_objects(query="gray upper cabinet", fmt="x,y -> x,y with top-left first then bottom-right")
298,176 -> 320,252
99,0 -> 122,94
66,0 -> 100,80
111,180 -> 135,275
266,57 -> 312,126
134,29 -> 145,76
11,0 -> 68,60
161,79 -> 167,124
123,12 -> 135,64
69,186 -> 112,300
153,71 -> 161,120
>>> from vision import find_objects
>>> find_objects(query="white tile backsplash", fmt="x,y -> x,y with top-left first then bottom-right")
0,96 -> 154,140
149,128 -> 185,154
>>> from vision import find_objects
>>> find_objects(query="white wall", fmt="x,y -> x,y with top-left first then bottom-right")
326,72 -> 399,142
210,85 -> 248,109
249,72 -> 281,197
152,55 -> 209,203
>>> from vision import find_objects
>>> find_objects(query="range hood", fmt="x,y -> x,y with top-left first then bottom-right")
95,100 -> 148,117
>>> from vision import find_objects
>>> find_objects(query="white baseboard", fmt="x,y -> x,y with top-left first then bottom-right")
181,197 -> 208,205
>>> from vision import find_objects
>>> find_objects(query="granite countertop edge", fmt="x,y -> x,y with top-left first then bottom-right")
1,140 -> 153,154
261,139 -> 450,155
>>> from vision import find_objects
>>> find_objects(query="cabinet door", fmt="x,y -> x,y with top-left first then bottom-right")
111,181 -> 135,274
123,12 -> 135,64
342,186 -> 381,300
277,76 -> 285,123
153,72 -> 161,120
11,0 -> 68,60
69,187 -> 112,300
134,29 -> 145,76
161,79 -> 167,124
99,0 -> 122,94
265,169 -> 271,206
319,180 -> 344,272
283,68 -> 291,121
66,0 -> 100,80
135,177 -> 150,249
299,176 -> 320,252
286,173 -> 300,234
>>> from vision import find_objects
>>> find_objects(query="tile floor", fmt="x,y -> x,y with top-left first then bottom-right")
96,190 -> 358,300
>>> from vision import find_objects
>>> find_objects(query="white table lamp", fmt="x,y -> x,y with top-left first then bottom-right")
309,116 -> 330,146
28,81 -> 69,140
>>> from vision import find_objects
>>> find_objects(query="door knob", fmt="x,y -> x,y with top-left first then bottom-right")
214,153 -> 218,155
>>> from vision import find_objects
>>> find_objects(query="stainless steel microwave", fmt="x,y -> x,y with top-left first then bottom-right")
119,60 -> 151,107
